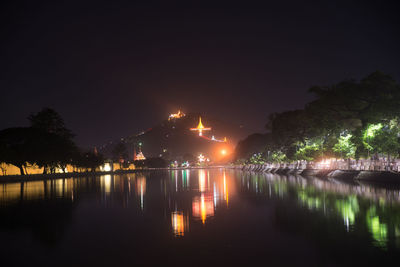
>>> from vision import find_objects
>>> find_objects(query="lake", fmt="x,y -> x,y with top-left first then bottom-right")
1,169 -> 400,266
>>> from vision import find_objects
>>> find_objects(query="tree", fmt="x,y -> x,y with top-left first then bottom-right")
28,108 -> 73,139
234,133 -> 273,161
362,121 -> 400,163
112,142 -> 128,168
306,71 -> 400,158
0,127 -> 35,175
28,108 -> 77,173
332,133 -> 356,159
74,151 -> 104,172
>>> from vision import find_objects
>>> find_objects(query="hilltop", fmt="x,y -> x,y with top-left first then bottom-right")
99,112 -> 246,163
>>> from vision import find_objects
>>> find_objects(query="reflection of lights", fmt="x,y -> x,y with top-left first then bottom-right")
192,193 -> 214,224
135,176 -> 146,210
199,169 -> 206,192
171,211 -> 189,237
55,179 -> 64,197
23,181 -> 45,200
0,183 -> 21,203
182,169 -> 190,190
367,206 -> 388,246
102,175 -> 112,193
223,171 -> 229,206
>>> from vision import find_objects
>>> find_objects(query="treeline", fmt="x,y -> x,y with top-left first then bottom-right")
236,71 -> 400,164
0,108 -> 103,175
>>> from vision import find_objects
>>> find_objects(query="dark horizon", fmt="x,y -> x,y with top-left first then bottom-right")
1,0 -> 399,148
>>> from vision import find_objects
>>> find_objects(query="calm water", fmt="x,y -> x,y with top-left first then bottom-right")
1,169 -> 400,266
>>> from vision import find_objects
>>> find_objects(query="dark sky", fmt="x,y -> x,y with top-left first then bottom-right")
1,0 -> 399,148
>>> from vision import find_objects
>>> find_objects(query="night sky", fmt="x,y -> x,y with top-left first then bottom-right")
1,0 -> 399,148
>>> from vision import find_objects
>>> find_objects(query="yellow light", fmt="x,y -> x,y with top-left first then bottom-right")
171,211 -> 188,237
104,163 -> 111,172
221,149 -> 227,155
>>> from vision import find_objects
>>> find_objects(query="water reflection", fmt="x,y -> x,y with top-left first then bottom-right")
1,169 -> 400,253
171,211 -> 189,237
135,176 -> 146,210
192,193 -> 214,224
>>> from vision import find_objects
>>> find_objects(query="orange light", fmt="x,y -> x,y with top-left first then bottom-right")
221,149 -> 227,155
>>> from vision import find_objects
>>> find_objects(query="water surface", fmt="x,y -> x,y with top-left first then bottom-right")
1,169 -> 400,266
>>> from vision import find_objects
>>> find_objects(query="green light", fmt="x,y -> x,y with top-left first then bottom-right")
366,123 -> 383,137
366,206 -> 388,247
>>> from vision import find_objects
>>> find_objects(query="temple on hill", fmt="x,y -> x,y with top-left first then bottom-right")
190,117 -> 211,136
168,110 -> 185,120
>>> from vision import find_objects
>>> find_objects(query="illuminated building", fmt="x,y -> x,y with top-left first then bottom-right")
168,110 -> 185,120
190,117 -> 211,136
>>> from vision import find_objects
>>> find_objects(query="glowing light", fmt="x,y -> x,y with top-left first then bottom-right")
101,163 -> 112,172
168,110 -> 185,120
221,149 -> 227,155
190,117 -> 211,136
316,159 -> 332,169
198,154 -> 205,162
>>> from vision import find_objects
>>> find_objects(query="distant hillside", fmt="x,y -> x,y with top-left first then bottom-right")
127,113 -> 246,161
97,112 -> 246,162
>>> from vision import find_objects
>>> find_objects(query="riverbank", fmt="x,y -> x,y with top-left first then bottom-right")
232,164 -> 400,184
0,165 -> 228,183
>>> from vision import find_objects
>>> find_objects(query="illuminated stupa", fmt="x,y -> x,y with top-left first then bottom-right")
190,117 -> 211,136
134,145 -> 146,161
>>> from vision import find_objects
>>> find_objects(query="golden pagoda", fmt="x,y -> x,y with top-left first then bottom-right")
190,117 -> 211,136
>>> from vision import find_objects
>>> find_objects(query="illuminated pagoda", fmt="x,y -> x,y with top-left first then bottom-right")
168,110 -> 185,120
190,117 -> 211,136
134,143 -> 146,161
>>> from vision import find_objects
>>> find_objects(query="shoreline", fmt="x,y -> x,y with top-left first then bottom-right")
0,166 -> 228,183
231,164 -> 400,184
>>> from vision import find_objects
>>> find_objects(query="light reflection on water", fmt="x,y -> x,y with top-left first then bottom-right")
1,169 -> 400,265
